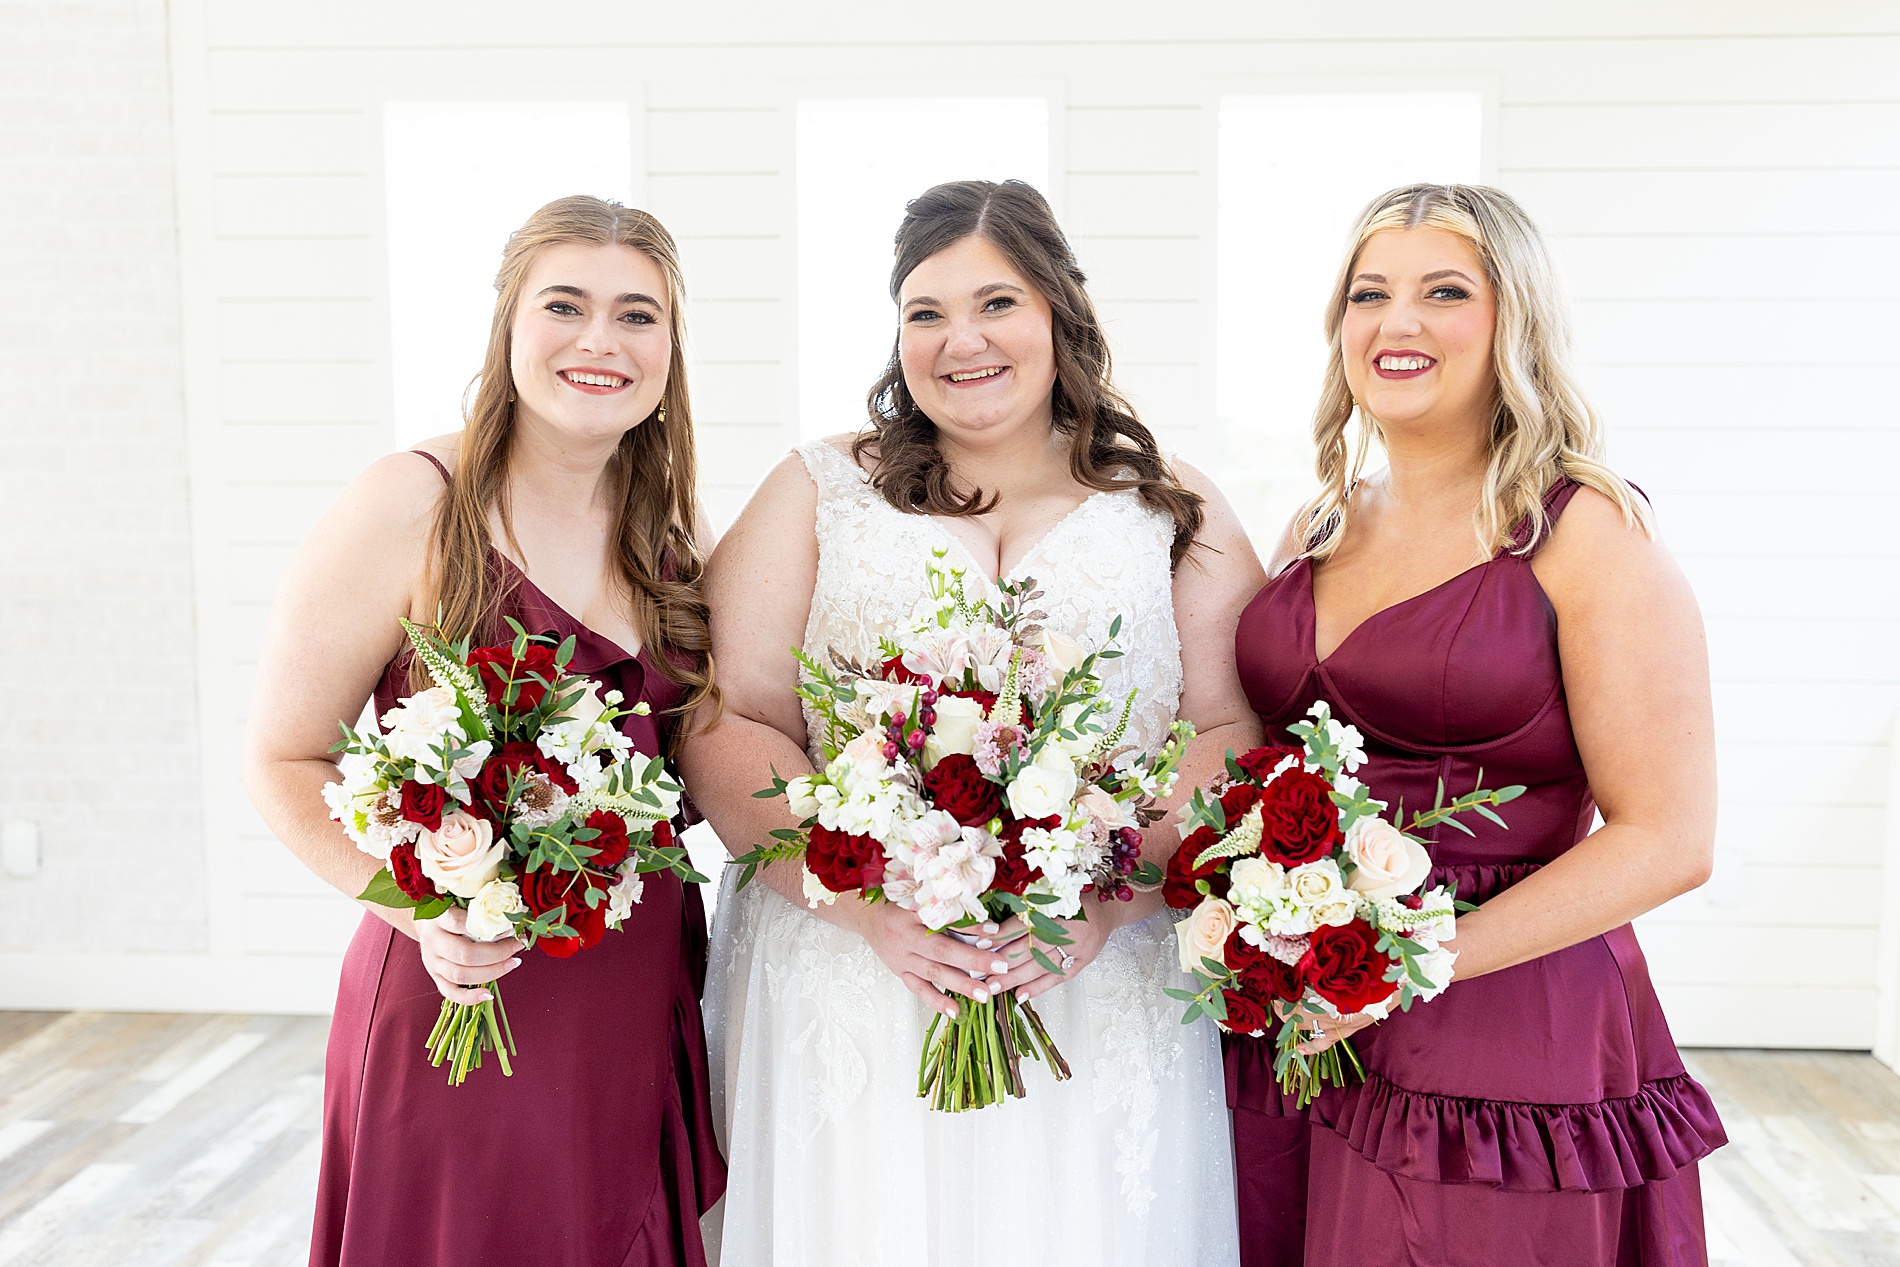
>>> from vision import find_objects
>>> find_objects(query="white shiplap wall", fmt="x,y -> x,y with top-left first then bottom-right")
8,1 -> 1889,1033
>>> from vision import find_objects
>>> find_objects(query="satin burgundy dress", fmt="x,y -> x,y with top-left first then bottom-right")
1229,480 -> 1726,1267
309,452 -> 726,1267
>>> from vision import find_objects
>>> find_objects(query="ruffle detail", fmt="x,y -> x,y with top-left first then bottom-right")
1313,1069 -> 1728,1193
1428,860 -> 1544,905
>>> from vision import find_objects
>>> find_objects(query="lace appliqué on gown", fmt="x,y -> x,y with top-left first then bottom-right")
702,441 -> 1238,1267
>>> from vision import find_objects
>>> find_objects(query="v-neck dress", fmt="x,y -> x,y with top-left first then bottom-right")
309,451 -> 726,1267
1230,480 -> 1725,1267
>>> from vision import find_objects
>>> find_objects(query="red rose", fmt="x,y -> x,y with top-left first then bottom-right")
1218,783 -> 1263,821
387,843 -> 437,902
650,819 -> 674,852
468,642 -> 559,712
806,824 -> 887,895
473,742 -> 576,817
1227,930 -> 1301,1004
1297,920 -> 1395,1015
881,655 -> 930,686
520,866 -> 614,958
583,810 -> 631,869
398,780 -> 446,830
1221,988 -> 1271,1035
921,753 -> 1002,827
1163,827 -> 1227,908
993,814 -> 1059,896
1234,745 -> 1302,783
1257,767 -> 1342,866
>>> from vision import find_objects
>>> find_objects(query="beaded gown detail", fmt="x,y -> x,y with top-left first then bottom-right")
1230,481 -> 1726,1267
310,452 -> 725,1267
700,441 -> 1239,1267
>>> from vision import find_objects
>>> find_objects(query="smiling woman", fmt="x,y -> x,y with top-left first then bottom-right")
243,195 -> 724,1267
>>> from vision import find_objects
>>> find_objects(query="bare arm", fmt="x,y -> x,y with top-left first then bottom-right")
242,443 -> 522,1003
678,452 -> 1003,1017
1446,488 -> 1716,978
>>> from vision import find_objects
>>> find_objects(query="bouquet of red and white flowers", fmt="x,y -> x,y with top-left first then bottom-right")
324,618 -> 701,1084
736,550 -> 1191,1111
1163,702 -> 1521,1106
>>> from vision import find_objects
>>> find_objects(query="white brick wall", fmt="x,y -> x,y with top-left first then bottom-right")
0,0 -> 207,952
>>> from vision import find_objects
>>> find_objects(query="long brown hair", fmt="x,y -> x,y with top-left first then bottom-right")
856,180 -> 1204,566
424,195 -> 716,744
1299,183 -> 1650,562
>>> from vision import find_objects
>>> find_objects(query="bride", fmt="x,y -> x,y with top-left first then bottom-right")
682,180 -> 1258,1265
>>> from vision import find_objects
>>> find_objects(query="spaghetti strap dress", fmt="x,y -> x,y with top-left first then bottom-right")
1230,480 -> 1726,1267
308,450 -> 726,1267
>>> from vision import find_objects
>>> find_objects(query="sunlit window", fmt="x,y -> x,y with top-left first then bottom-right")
795,98 -> 1050,440
383,102 -> 636,449
1217,92 -> 1483,547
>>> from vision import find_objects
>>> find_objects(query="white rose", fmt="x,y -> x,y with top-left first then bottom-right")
1007,751 -> 1079,821
1050,702 -> 1103,760
1411,942 -> 1458,1000
415,809 -> 504,899
785,775 -> 821,819
922,694 -> 985,766
558,680 -> 609,728
1288,858 -> 1356,928
1076,784 -> 1136,831
1344,815 -> 1433,899
840,730 -> 890,773
1177,897 -> 1237,974
379,685 -> 467,768
1034,628 -> 1089,675
463,878 -> 526,941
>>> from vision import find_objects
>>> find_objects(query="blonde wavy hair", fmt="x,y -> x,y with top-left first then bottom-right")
1297,183 -> 1651,561
420,195 -> 716,749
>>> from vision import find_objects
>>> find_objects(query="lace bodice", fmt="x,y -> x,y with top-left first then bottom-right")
796,440 -> 1183,765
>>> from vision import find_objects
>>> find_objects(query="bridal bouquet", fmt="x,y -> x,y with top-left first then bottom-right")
324,618 -> 701,1085
736,549 -> 1192,1111
1163,702 -> 1522,1107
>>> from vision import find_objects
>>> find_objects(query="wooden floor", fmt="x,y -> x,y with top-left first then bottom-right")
0,1012 -> 1897,1264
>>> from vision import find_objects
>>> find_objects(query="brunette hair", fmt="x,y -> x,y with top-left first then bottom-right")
1299,183 -> 1651,561
422,195 -> 715,745
855,180 -> 1204,565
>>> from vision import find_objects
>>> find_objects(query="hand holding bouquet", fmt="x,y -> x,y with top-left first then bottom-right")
323,618 -> 703,1084
736,550 -> 1192,1111
1163,702 -> 1523,1107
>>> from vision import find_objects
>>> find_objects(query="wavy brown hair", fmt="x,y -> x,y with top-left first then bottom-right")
421,195 -> 716,747
1298,183 -> 1651,562
855,180 -> 1204,566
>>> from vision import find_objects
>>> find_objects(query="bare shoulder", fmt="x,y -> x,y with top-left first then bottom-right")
1534,482 -> 1685,613
708,450 -> 820,573
328,447 -> 452,544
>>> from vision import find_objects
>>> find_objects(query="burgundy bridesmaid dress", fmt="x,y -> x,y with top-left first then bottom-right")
309,453 -> 726,1267
1230,481 -> 1726,1267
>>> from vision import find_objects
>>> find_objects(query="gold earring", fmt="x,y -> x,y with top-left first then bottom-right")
656,400 -> 667,424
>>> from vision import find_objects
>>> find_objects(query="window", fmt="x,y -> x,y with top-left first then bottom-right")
1217,92 -> 1482,547
383,102 -> 636,448
796,97 -> 1050,439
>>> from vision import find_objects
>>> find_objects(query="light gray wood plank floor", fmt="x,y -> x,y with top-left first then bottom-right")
0,1011 -> 1895,1264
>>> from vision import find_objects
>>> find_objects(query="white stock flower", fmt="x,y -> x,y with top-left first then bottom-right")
1027,868 -> 1088,920
380,686 -> 468,769
463,878 -> 526,941
1411,942 -> 1457,1000
606,865 -> 646,924
1344,815 -> 1433,899
1006,747 -> 1079,821
415,809 -> 504,899
921,694 -> 985,767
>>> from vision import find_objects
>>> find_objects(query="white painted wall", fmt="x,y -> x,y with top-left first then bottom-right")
2,1 -> 1894,1041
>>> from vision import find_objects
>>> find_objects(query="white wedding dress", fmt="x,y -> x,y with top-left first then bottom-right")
701,441 -> 1239,1266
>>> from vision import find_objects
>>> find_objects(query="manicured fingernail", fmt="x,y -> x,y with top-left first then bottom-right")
476,992 -> 492,1002
988,981 -> 1004,996
975,937 -> 993,949
982,922 -> 999,934
991,960 -> 1009,973
946,1004 -> 959,1018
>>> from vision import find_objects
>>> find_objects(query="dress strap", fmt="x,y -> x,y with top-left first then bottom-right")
410,449 -> 451,485
795,440 -> 874,507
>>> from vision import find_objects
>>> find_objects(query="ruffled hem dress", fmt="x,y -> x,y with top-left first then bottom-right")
308,452 -> 726,1267
1229,480 -> 1725,1267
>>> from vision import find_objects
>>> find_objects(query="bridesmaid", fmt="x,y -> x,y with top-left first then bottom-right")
245,196 -> 725,1266
1232,183 -> 1726,1266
